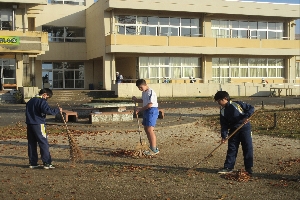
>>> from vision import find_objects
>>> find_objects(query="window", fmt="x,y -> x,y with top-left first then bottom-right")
139,57 -> 201,80
49,0 -> 85,6
212,58 -> 284,83
115,15 -> 200,37
42,62 -> 84,89
42,26 -> 86,42
1,59 -> 16,84
296,62 -> 300,78
0,9 -> 12,30
211,20 -> 284,40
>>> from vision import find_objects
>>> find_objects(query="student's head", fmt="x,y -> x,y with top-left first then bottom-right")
214,91 -> 230,107
39,88 -> 53,100
136,79 -> 148,91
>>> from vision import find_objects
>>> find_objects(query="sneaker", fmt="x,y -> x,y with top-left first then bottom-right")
246,168 -> 253,175
143,147 -> 160,156
217,168 -> 233,174
29,164 -> 39,169
43,163 -> 55,169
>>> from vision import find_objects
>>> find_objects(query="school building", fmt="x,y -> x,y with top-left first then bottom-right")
0,0 -> 300,97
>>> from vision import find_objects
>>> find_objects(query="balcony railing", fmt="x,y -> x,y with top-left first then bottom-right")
105,34 -> 300,53
0,30 -> 49,54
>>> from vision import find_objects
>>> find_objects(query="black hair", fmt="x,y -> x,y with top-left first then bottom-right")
39,88 -> 53,98
214,91 -> 230,101
136,79 -> 146,87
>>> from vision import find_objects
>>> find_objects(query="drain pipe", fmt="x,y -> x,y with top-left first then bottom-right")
12,5 -> 18,31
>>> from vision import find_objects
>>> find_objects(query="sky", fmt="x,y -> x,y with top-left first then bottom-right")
246,0 -> 300,33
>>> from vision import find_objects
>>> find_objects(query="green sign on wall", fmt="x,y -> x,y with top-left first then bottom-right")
0,36 -> 20,45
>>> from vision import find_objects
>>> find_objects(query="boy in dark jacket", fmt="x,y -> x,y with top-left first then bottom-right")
26,88 -> 62,169
214,91 -> 254,175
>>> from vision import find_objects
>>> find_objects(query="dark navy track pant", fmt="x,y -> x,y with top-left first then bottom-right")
224,126 -> 253,170
27,124 -> 52,165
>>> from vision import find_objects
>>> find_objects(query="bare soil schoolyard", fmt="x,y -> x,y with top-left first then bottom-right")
0,98 -> 299,200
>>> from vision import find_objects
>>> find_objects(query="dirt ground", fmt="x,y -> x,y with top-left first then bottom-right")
0,98 -> 299,200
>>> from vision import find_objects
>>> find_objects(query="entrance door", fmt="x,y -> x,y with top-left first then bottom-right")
42,62 -> 84,89
0,66 -> 3,89
53,70 -> 64,89
0,59 -> 16,89
42,71 -> 53,89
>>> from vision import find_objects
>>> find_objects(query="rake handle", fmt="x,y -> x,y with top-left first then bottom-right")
135,102 -> 143,145
56,103 -> 69,133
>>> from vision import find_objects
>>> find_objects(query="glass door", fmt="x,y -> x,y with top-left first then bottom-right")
53,70 -> 64,89
42,62 -> 84,89
42,71 -> 53,89
1,59 -> 16,84
0,66 -> 2,89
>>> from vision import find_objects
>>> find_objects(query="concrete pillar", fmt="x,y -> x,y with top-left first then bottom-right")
289,20 -> 296,40
205,56 -> 213,83
35,60 -> 42,89
103,53 -> 115,90
30,57 -> 35,86
15,54 -> 23,88
288,57 -> 296,83
203,16 -> 212,38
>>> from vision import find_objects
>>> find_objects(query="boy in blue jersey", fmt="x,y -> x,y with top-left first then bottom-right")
214,91 -> 254,175
26,88 -> 62,169
132,79 -> 159,156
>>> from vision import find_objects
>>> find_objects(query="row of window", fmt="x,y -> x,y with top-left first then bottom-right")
139,57 -> 201,79
48,0 -> 85,6
114,15 -> 288,39
42,26 -> 86,42
41,17 -> 289,42
212,58 -> 284,67
211,20 -> 284,39
138,57 -> 288,81
212,58 -> 285,81
115,16 -> 200,36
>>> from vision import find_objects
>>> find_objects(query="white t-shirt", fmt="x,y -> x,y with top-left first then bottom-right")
142,88 -> 158,108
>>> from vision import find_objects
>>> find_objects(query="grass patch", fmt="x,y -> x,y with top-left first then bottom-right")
202,108 -> 300,139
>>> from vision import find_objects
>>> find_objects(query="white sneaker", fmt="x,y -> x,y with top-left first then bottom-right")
143,148 -> 159,156
29,165 -> 39,169
43,163 -> 55,169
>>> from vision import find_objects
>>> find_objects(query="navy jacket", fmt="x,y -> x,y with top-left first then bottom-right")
220,101 -> 255,139
26,96 -> 60,125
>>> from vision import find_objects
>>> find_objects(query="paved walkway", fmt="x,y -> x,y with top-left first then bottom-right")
0,96 -> 299,130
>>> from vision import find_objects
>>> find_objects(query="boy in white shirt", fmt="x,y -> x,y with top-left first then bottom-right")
132,79 -> 159,156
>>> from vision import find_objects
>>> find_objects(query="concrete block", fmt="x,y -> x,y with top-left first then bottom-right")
18,87 -> 39,99
55,110 -> 78,122
90,111 -> 133,124
117,83 -> 134,98
72,108 -> 101,118
172,83 -> 187,97
159,83 -> 172,97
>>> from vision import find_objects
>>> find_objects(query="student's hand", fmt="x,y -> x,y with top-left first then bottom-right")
132,96 -> 138,102
135,108 -> 140,114
221,138 -> 226,144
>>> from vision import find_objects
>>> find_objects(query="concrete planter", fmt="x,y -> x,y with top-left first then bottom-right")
18,87 -> 39,103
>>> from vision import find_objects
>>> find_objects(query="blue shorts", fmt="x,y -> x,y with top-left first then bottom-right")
142,107 -> 159,127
